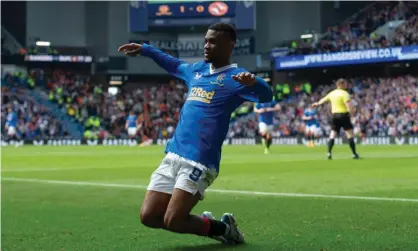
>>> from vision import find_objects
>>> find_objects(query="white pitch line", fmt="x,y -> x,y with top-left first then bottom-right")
2,177 -> 418,203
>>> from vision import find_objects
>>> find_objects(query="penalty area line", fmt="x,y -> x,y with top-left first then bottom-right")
2,177 -> 418,203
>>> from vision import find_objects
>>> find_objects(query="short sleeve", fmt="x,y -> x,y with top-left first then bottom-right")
342,91 -> 351,103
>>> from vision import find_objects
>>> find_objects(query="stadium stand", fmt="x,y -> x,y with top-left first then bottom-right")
289,1 -> 418,55
1,78 -> 65,140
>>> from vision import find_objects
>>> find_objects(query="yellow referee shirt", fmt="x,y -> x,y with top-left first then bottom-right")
324,89 -> 350,114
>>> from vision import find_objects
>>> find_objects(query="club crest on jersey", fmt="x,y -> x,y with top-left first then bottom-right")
194,72 -> 202,80
210,73 -> 225,87
187,87 -> 215,103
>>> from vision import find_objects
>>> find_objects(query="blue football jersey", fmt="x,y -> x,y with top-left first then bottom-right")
141,43 -> 273,172
126,115 -> 137,128
255,101 -> 277,125
304,108 -> 319,126
7,112 -> 17,127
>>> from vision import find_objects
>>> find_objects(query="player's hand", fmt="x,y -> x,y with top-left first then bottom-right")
232,72 -> 256,86
311,102 -> 319,108
118,43 -> 142,56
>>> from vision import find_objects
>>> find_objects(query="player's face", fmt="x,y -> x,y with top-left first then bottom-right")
342,81 -> 348,90
204,29 -> 234,63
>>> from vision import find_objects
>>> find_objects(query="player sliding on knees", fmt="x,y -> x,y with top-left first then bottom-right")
253,99 -> 281,154
118,23 -> 272,245
311,78 -> 360,160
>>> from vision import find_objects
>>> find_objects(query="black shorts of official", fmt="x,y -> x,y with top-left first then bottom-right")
331,113 -> 353,132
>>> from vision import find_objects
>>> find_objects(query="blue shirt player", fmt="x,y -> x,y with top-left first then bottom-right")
125,111 -> 138,138
302,107 -> 320,147
6,107 -> 18,139
118,23 -> 272,245
254,100 -> 281,154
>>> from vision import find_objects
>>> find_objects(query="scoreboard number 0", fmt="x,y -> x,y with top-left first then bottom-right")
196,5 -> 205,13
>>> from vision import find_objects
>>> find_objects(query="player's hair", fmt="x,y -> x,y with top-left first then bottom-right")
336,78 -> 347,88
208,23 -> 237,42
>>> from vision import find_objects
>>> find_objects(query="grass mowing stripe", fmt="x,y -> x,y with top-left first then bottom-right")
3,177 -> 418,203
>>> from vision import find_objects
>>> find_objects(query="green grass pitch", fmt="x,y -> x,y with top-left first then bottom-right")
2,145 -> 418,251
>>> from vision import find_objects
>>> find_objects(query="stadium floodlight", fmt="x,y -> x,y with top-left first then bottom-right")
300,34 -> 313,39
36,41 -> 51,47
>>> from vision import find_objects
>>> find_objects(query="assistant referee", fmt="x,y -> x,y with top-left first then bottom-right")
312,78 -> 360,160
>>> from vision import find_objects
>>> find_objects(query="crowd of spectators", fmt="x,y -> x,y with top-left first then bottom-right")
1,84 -> 64,140
290,1 -> 418,55
4,68 -> 417,142
229,75 -> 418,138
45,70 -> 189,142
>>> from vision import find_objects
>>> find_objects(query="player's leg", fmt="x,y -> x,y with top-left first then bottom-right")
163,158 -> 244,243
304,126 -> 310,147
327,130 -> 337,159
140,156 -> 176,228
308,126 -> 315,147
140,191 -> 171,229
264,125 -> 273,153
343,116 -> 359,159
328,116 -> 340,159
258,123 -> 268,152
313,125 -> 321,146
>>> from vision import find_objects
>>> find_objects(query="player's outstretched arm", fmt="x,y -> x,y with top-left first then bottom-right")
312,95 -> 329,108
266,103 -> 281,112
302,115 -> 311,121
233,72 -> 273,103
254,106 -> 266,113
118,43 -> 190,81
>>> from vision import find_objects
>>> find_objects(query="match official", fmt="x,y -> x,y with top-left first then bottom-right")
311,78 -> 360,160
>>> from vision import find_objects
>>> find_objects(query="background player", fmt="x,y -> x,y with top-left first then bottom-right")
302,106 -> 321,147
118,23 -> 272,245
5,107 -> 18,141
125,111 -> 139,139
312,78 -> 360,160
254,100 -> 281,154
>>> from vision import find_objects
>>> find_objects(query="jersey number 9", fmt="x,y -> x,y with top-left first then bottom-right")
189,167 -> 203,182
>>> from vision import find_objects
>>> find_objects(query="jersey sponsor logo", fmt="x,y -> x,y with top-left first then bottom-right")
210,73 -> 225,87
188,87 -> 215,103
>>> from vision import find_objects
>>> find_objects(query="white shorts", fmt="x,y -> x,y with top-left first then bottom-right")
147,152 -> 218,199
7,126 -> 16,136
127,127 -> 137,136
305,124 -> 320,136
259,122 -> 273,134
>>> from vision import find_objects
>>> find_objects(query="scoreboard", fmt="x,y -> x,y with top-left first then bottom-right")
129,1 -> 255,32
148,1 -> 236,18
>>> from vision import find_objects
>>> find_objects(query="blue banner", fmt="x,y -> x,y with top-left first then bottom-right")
130,37 -> 255,57
273,46 -> 418,70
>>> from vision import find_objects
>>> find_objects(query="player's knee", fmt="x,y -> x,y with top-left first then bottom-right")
345,129 -> 354,138
163,211 -> 185,233
139,207 -> 159,228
